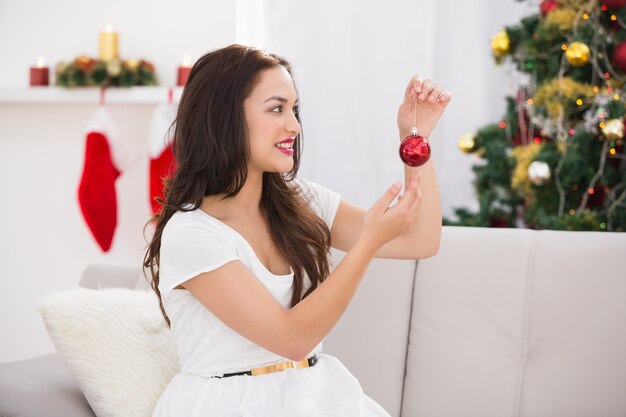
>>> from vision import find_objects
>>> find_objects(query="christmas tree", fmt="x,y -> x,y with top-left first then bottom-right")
444,0 -> 626,232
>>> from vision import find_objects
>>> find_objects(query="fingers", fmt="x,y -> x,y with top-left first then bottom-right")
438,91 -> 452,104
395,174 -> 420,202
376,182 -> 403,212
407,178 -> 422,212
405,76 -> 422,101
400,173 -> 421,207
428,84 -> 442,102
405,75 -> 452,104
419,79 -> 433,101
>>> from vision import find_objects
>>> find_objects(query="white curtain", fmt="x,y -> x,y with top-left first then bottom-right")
237,0 -> 536,217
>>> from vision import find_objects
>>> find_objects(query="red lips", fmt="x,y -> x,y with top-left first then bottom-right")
277,138 -> 294,144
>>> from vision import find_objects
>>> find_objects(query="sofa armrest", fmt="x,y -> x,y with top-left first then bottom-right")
0,353 -> 95,417
79,264 -> 143,290
0,264 -> 144,417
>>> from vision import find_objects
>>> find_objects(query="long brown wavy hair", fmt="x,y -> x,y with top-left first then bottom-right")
143,44 -> 331,327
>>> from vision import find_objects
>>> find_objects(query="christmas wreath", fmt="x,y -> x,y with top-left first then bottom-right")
55,56 -> 158,87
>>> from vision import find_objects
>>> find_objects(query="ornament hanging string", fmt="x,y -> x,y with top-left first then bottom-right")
399,94 -> 431,167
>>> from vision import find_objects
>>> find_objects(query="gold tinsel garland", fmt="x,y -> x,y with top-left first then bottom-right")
545,8 -> 578,31
511,143 -> 543,204
532,76 -> 595,119
556,0 -> 592,10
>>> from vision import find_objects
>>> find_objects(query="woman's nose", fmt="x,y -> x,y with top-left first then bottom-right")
287,113 -> 301,136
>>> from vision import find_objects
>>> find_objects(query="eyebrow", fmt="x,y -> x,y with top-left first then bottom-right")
263,96 -> 299,104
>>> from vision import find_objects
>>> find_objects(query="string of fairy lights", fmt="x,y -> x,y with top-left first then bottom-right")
458,0 -> 626,231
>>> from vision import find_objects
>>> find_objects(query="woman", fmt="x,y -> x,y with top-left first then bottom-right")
144,44 -> 451,416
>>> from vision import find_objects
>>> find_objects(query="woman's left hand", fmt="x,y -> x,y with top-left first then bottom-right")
397,76 -> 452,140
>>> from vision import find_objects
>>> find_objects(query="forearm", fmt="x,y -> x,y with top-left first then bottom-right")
285,234 -> 378,359
394,74 -> 450,253
400,130 -> 442,252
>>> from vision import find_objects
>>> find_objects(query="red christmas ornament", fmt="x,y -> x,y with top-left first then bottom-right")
399,128 -> 431,167
612,41 -> 626,72
540,0 -> 558,15
489,216 -> 510,228
602,0 -> 626,9
587,185 -> 607,208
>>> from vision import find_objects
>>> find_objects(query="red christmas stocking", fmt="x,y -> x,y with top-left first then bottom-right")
78,107 -> 135,252
149,102 -> 177,214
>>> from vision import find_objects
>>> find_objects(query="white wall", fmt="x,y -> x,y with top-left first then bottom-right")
0,0 -> 236,89
433,0 -> 535,218
0,0 -> 237,362
249,0 -> 437,208
237,0 -> 533,211
0,0 -> 535,362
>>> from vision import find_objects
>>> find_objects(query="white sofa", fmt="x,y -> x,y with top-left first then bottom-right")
1,226 -> 625,417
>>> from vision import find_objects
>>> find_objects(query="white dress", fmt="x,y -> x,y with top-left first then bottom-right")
152,177 -> 390,417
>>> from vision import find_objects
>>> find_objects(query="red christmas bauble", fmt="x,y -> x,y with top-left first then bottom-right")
489,216 -> 510,228
399,133 -> 431,167
612,41 -> 626,72
587,185 -> 607,208
602,0 -> 626,9
540,0 -> 558,15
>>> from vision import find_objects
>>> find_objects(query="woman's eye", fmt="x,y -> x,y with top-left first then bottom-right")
271,105 -> 299,114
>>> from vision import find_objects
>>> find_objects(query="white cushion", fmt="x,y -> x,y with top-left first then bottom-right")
37,288 -> 179,417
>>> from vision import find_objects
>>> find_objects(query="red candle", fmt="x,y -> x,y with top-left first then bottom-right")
30,57 -> 49,86
177,54 -> 192,86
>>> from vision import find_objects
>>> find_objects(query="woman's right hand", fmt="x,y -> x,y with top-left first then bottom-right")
360,173 -> 422,249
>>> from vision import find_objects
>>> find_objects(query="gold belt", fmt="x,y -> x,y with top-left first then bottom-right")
220,355 -> 318,378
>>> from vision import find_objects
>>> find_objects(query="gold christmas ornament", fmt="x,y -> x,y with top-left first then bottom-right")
528,161 -> 551,185
491,31 -> 511,57
601,118 -> 625,139
126,59 -> 140,71
565,41 -> 590,66
458,133 -> 478,153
